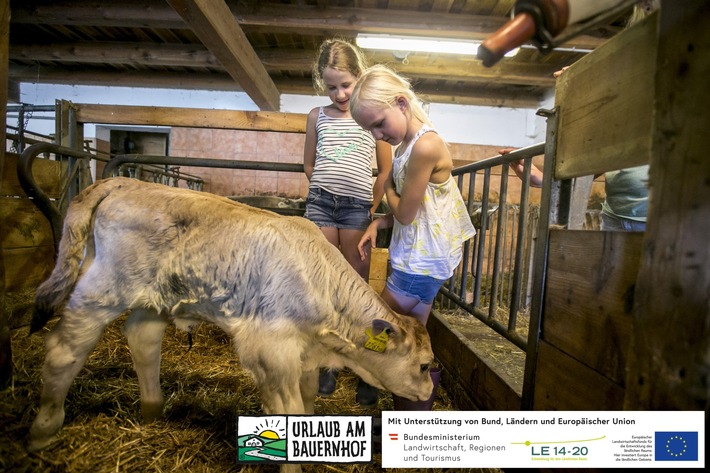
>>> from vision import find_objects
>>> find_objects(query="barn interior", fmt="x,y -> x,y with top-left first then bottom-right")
1,1 -> 709,472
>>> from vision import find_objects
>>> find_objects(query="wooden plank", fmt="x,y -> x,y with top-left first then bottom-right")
1,0 -> 11,389
0,198 -> 54,249
428,311 -> 521,411
1,153 -> 67,198
567,175 -> 594,230
533,341 -> 625,410
368,248 -> 388,294
554,12 -> 657,180
624,1 -> 710,411
75,104 -> 307,133
544,230 -> 642,385
2,246 -> 55,292
0,0 -> 7,193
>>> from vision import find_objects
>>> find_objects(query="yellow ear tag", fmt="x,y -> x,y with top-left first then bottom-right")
364,327 -> 388,353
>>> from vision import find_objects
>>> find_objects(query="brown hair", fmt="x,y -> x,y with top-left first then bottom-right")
312,39 -> 369,95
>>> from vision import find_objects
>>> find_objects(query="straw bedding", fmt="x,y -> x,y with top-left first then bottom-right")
0,314 -> 498,473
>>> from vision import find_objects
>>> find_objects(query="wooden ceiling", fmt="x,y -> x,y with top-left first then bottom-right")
8,0 -> 631,111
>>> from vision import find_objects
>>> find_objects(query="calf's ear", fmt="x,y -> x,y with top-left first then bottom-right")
318,329 -> 356,352
372,319 -> 393,335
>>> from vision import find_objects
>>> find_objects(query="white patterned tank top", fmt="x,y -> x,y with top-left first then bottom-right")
389,125 -> 476,280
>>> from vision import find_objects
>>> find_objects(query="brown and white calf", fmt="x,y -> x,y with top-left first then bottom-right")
28,177 -> 434,459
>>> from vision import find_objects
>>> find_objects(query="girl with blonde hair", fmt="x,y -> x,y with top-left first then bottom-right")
351,64 -> 475,328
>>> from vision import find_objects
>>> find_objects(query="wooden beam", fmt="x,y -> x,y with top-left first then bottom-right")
166,0 -> 280,111
9,65 -> 545,109
10,0 -> 187,29
10,43 -> 558,88
260,49 -> 559,88
10,42 -> 224,68
10,0 -> 613,51
74,103 -> 307,133
8,64 -> 245,91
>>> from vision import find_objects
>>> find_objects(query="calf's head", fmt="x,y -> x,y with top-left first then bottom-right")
324,316 -> 435,401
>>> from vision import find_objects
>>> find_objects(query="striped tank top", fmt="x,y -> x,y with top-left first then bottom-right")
309,107 -> 377,201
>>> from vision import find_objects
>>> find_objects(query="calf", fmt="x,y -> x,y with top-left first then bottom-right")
28,177 -> 434,466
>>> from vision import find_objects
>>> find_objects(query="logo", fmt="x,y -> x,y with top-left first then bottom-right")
237,415 -> 373,465
237,416 -> 288,463
654,431 -> 698,461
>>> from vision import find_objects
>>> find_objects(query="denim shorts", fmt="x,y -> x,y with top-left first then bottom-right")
304,187 -> 372,231
601,213 -> 646,231
386,268 -> 446,305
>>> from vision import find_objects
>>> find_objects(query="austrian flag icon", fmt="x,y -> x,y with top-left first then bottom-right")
389,433 -> 399,441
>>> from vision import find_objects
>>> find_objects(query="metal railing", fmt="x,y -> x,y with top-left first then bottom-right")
437,142 -> 547,351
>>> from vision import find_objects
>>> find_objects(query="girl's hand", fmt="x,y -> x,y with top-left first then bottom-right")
357,221 -> 379,261
553,66 -> 569,78
510,159 -> 526,181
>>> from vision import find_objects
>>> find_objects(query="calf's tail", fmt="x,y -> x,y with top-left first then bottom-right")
31,178 -> 126,333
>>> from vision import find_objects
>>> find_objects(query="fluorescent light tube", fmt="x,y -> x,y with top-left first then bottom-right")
356,34 -> 519,58
357,34 -> 479,55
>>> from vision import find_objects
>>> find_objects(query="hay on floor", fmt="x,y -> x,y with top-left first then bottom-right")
0,315 -> 497,473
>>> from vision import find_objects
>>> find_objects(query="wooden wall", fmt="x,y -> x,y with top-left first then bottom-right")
529,11 -> 657,410
624,0 -> 710,412
429,312 -> 522,412
530,3 -> 709,413
533,231 -> 642,410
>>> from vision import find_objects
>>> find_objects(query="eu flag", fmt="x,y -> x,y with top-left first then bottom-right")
655,431 -> 698,461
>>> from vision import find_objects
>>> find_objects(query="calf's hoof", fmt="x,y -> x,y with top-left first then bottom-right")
27,433 -> 60,452
317,369 -> 338,397
141,401 -> 164,422
356,379 -> 379,407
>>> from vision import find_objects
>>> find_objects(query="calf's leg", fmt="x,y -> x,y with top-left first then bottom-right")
236,336 -> 306,415
28,304 -> 118,451
123,308 -> 168,422
299,369 -> 318,415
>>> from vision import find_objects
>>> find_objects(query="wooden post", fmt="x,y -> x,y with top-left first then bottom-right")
1,0 -> 12,388
624,0 -> 710,411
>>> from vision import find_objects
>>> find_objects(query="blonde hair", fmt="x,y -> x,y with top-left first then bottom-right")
312,39 -> 368,95
350,64 -> 432,127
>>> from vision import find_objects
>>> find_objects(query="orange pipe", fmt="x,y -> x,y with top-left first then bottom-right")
477,12 -> 537,67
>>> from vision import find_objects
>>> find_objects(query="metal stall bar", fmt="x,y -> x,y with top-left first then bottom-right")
103,154 -> 305,179
521,109 -> 562,409
474,168 -> 493,307
457,174 -> 474,302
487,162 -> 510,318
508,159 -> 534,332
18,142 -> 100,250
438,142 -> 545,350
